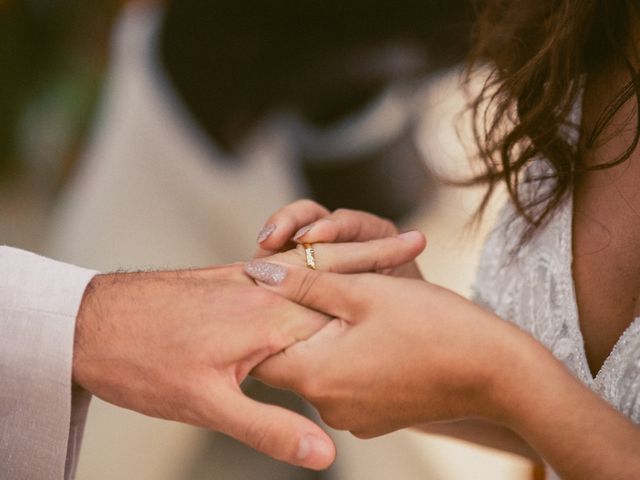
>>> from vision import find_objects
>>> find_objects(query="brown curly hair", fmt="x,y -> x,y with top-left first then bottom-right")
465,0 -> 640,240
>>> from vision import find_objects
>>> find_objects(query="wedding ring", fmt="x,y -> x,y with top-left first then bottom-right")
303,243 -> 317,270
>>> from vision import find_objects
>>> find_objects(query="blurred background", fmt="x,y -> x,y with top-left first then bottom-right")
1,1 -> 536,478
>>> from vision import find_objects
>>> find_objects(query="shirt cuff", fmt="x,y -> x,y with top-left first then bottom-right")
0,246 -> 98,480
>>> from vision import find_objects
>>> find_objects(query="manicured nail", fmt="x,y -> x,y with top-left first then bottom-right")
257,224 -> 277,243
297,434 -> 333,462
293,224 -> 314,241
397,230 -> 422,241
244,261 -> 288,285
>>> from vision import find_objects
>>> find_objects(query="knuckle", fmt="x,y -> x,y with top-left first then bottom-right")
294,198 -> 322,212
245,419 -> 274,454
230,264 -> 252,282
265,329 -> 289,355
332,207 -> 351,216
347,274 -> 372,306
296,198 -> 318,207
273,199 -> 312,219
328,208 -> 353,224
268,249 -> 305,268
180,378 -> 221,427
366,252 -> 386,273
331,209 -> 397,234
294,269 -> 319,305
253,288 -> 281,308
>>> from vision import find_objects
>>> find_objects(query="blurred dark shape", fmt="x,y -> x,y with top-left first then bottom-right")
161,0 -> 471,148
0,0 -> 118,179
158,4 -> 473,478
160,0 -> 472,220
299,121 -> 428,219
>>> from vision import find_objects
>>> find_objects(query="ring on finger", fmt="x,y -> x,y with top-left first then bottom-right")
303,243 -> 317,270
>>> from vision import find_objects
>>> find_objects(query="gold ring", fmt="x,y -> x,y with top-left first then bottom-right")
303,243 -> 317,270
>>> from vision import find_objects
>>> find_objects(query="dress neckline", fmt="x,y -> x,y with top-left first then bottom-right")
562,192 -> 640,384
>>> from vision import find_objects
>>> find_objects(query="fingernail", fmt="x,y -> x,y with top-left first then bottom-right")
297,434 -> 333,462
397,230 -> 422,241
293,224 -> 314,241
257,224 -> 277,243
244,261 -> 288,285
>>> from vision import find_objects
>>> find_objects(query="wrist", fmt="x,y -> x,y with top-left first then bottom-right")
483,326 -> 640,478
482,323 -> 579,432
73,273 -> 110,390
472,318 -> 554,425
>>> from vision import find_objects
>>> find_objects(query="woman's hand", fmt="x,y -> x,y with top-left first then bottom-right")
244,261 -> 522,436
244,262 -> 640,480
254,199 -> 424,279
262,230 -> 426,276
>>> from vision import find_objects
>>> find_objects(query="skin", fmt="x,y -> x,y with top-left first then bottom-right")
250,152 -> 640,480
72,234 -> 425,470
245,260 -> 640,480
573,59 -> 640,376
255,199 -> 423,279
245,16 -> 640,474
255,200 -> 542,460
72,10 -> 640,475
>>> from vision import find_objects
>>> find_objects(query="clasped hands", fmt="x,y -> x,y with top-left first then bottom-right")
72,200 -> 521,472
246,201 -> 517,465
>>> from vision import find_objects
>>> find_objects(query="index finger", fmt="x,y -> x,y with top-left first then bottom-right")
293,208 -> 399,245
255,199 -> 330,256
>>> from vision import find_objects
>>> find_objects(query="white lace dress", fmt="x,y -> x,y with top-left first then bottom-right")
472,188 -> 640,478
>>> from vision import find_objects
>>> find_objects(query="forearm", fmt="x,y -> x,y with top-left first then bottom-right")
415,419 -> 541,462
493,334 -> 640,479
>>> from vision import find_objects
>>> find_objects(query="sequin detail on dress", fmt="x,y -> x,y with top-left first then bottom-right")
472,190 -> 640,479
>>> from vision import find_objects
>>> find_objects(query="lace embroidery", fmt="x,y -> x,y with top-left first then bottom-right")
473,193 -> 640,424
470,86 -> 639,479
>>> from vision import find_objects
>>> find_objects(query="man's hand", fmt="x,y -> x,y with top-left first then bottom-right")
245,261 -> 522,438
72,263 -> 334,470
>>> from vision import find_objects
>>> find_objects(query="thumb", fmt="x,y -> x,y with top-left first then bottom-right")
220,390 -> 335,470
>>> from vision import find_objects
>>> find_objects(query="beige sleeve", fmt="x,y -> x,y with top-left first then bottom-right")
0,246 -> 98,480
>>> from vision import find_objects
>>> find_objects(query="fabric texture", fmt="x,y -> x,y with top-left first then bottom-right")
471,90 -> 640,478
472,188 -> 640,479
0,246 -> 97,480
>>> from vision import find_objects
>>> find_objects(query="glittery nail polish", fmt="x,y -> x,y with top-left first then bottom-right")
293,224 -> 314,241
244,261 -> 288,285
256,224 -> 276,243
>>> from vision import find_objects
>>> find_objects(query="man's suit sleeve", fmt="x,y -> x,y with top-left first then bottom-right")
0,246 -> 98,480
